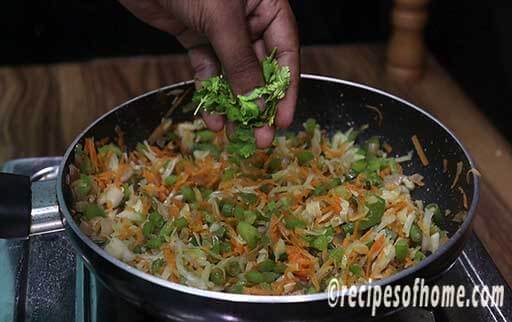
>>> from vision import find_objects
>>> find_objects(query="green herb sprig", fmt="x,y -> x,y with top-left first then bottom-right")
192,48 -> 290,158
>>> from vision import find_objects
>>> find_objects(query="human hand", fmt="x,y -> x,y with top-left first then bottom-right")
118,0 -> 300,148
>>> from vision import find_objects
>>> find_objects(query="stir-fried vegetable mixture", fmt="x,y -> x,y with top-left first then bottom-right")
70,119 -> 447,295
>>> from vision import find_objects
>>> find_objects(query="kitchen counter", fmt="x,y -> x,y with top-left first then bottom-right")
0,44 -> 510,286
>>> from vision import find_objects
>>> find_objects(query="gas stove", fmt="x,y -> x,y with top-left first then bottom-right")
1,157 -> 511,322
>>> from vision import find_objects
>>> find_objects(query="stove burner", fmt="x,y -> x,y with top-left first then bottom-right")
1,158 -> 510,322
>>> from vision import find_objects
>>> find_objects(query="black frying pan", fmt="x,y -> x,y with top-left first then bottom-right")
0,75 -> 479,321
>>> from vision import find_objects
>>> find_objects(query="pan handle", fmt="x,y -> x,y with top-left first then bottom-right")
0,169 -> 64,239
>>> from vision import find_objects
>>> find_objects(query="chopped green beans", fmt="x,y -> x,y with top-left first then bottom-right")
243,210 -> 257,225
72,175 -> 92,199
181,186 -> 196,203
311,235 -> 329,251
145,236 -> 162,249
414,251 -> 426,261
83,203 -> 105,220
245,270 -> 264,284
262,272 -> 280,283
210,267 -> 225,285
284,216 -> 306,229
222,168 -> 237,181
395,239 -> 409,261
351,160 -> 367,173
226,261 -> 241,277
349,264 -> 363,277
409,224 -> 422,245
297,151 -> 314,165
268,158 -> 282,172
274,262 -> 287,273
237,222 -> 259,249
196,130 -> 216,142
164,175 -> 177,186
221,203 -> 234,217
174,217 -> 188,231
329,248 -> 344,264
240,192 -> 257,204
148,211 -> 164,229
359,195 -> 385,230
257,259 -> 276,272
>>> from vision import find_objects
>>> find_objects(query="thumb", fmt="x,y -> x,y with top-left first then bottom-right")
204,4 -> 264,96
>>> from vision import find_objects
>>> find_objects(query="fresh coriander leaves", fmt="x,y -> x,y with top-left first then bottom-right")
193,48 -> 291,158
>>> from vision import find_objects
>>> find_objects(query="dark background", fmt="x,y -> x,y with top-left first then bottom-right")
1,0 -> 511,140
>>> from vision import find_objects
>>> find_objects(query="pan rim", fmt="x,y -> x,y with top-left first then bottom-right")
56,74 -> 480,304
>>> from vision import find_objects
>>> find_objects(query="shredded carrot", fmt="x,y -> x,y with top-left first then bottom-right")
366,234 -> 385,276
85,137 -> 99,172
411,135 -> 429,166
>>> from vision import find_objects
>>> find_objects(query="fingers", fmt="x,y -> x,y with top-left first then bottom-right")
204,4 -> 265,96
248,0 -> 300,129
205,3 -> 277,147
187,45 -> 225,131
254,124 -> 275,148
